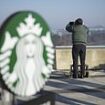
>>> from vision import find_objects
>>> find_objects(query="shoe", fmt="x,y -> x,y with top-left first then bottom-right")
73,74 -> 78,78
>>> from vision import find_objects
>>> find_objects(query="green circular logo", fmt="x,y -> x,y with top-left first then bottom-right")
0,11 -> 54,96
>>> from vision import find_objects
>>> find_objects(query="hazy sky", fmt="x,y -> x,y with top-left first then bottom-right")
0,0 -> 105,29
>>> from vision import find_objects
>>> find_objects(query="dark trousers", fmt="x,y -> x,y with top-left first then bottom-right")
72,44 -> 86,78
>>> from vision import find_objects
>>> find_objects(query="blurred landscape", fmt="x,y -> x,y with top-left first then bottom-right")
52,26 -> 105,46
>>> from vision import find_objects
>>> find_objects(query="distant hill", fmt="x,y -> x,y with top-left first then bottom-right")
52,27 -> 105,46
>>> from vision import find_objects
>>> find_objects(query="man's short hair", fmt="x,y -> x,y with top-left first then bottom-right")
75,18 -> 83,25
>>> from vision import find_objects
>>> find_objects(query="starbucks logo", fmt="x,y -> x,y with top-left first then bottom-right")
0,11 -> 54,96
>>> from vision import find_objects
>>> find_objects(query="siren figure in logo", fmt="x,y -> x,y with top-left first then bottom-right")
7,34 -> 49,96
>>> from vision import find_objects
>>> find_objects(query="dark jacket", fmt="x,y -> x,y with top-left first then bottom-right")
66,24 -> 89,45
